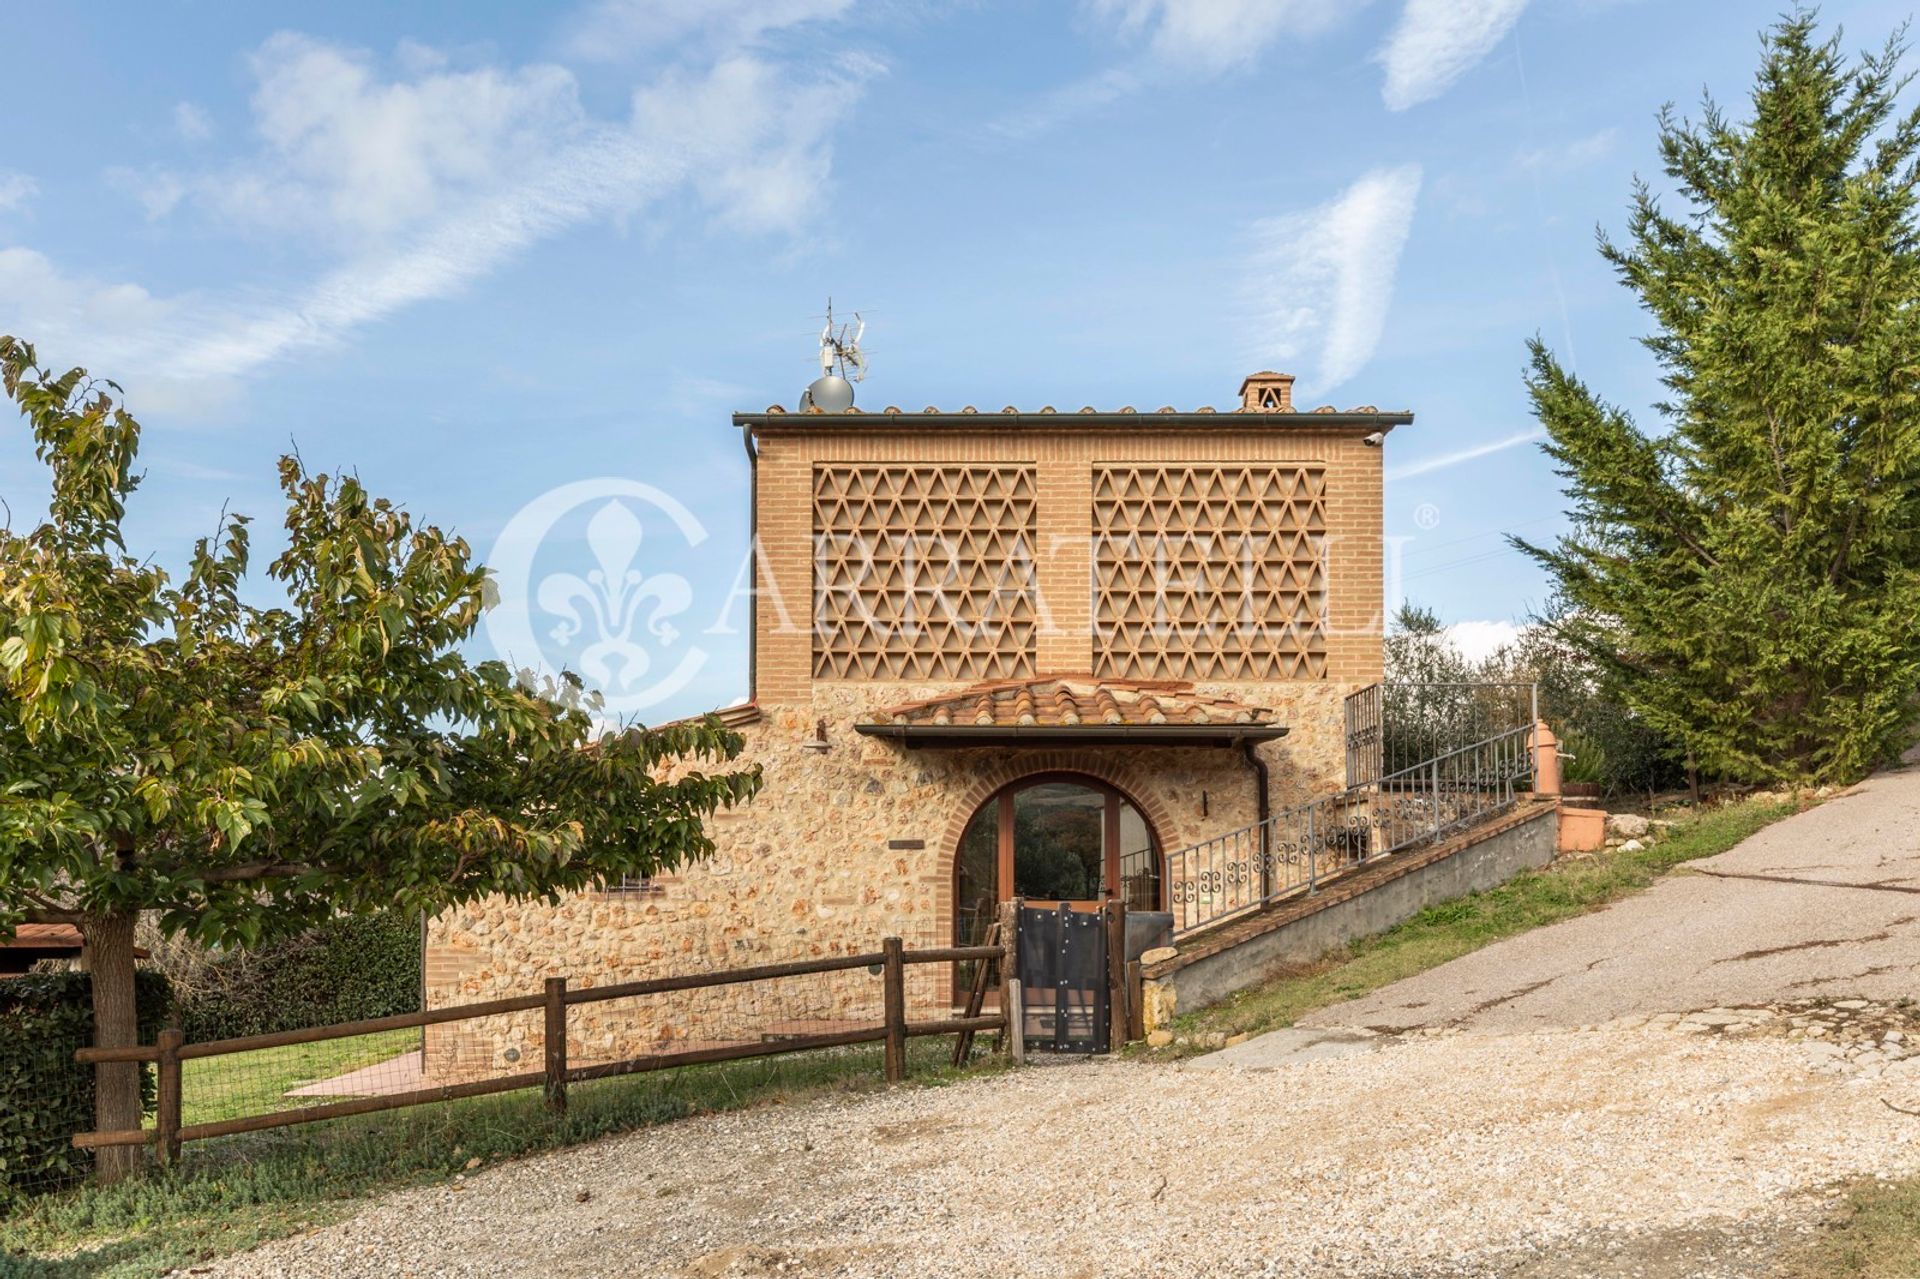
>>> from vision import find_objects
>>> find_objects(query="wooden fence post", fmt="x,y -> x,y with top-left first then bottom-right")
543,977 -> 567,1116
997,899 -> 1020,1055
882,937 -> 906,1083
1006,980 -> 1025,1066
155,1028 -> 183,1168
1126,961 -> 1145,1043
1106,903 -> 1128,1053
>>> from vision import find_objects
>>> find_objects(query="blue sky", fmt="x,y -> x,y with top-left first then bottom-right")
2,0 -> 1914,719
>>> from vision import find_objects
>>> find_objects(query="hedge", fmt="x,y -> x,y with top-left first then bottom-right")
0,969 -> 170,1205
173,913 -> 421,1044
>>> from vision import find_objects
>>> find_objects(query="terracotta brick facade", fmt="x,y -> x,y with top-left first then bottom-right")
424,376 -> 1404,1076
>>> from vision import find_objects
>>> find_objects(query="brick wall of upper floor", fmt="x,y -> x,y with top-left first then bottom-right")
740,376 -> 1403,704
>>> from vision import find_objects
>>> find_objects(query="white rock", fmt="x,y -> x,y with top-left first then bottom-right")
1606,812 -> 1652,839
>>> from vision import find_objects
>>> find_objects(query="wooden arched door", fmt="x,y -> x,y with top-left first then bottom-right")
952,773 -> 1161,953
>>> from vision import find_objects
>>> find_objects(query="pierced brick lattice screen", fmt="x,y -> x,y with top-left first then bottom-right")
1093,465 -> 1328,680
813,465 -> 1039,680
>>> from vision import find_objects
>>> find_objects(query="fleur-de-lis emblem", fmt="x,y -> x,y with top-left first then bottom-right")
535,501 -> 692,693
487,478 -> 712,716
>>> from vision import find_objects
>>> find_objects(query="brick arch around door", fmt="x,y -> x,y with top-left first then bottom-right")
944,761 -> 1179,962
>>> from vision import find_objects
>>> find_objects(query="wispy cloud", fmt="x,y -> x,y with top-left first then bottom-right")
994,0 -> 1356,138
173,101 -> 214,142
1246,164 -> 1422,394
559,0 -> 853,61
1090,0 -> 1354,73
0,170 -> 37,214
1516,126 -> 1616,173
1386,427 -> 1543,480
990,66 -> 1142,141
3,26 -> 878,407
1377,0 -> 1530,111
105,166 -> 186,220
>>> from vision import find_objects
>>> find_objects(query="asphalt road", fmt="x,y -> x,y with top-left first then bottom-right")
1300,759 -> 1920,1035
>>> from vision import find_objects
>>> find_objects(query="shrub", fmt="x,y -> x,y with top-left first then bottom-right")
0,970 -> 170,1205
170,914 -> 421,1043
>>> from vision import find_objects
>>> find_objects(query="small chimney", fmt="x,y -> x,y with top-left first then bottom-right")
1239,371 -> 1295,413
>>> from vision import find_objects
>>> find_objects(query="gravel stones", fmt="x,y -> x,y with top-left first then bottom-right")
202,1012 -> 1920,1279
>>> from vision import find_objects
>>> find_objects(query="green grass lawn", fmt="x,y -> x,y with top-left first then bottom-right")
1782,1176 -> 1920,1278
0,1038 -> 997,1279
180,1028 -> 422,1127
1153,795 -> 1805,1051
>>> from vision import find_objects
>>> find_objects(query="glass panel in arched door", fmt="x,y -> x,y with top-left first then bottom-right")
1010,782 -> 1106,904
950,776 -> 1162,1004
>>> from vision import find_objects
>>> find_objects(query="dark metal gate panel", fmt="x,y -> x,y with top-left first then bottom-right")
1344,683 -> 1383,787
1016,904 -> 1108,1054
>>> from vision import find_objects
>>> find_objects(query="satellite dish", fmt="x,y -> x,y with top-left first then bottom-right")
801,374 -> 855,413
799,298 -> 867,411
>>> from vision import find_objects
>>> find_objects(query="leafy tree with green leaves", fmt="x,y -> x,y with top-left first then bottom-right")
0,338 -> 759,1181
1516,12 -> 1920,784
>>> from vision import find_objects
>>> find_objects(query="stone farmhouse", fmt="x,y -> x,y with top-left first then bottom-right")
423,371 -> 1422,1074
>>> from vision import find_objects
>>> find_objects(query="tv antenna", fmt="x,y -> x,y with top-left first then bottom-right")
801,298 -> 867,412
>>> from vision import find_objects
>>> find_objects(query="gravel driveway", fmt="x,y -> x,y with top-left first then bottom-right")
207,1016 -> 1920,1279
204,772 -> 1920,1278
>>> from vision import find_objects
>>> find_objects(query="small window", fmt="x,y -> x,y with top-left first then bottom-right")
605,874 -> 664,896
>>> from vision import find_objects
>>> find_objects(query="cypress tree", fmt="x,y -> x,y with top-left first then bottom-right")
1516,12 -> 1920,784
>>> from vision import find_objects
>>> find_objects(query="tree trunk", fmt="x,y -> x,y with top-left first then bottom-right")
81,910 -> 145,1184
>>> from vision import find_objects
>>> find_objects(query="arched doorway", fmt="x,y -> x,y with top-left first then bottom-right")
952,773 -> 1162,952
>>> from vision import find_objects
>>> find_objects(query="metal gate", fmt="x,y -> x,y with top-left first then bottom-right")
1016,904 -> 1108,1054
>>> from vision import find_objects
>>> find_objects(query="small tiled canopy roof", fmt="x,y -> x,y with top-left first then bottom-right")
855,677 -> 1288,748
3,924 -> 85,975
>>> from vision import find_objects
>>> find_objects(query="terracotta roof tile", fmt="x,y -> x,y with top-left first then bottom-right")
6,924 -> 82,949
863,677 -> 1278,731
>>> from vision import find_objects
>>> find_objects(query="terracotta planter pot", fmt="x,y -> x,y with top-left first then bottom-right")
1558,805 -> 1607,853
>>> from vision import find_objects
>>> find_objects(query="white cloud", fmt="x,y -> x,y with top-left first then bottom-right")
0,247 -> 241,415
0,170 -> 37,214
1246,164 -> 1421,393
1386,427 -> 1544,481
1090,0 -> 1353,73
3,30 -> 877,405
560,0 -> 852,61
1445,619 -> 1522,663
173,101 -> 214,142
215,34 -> 596,247
632,52 -> 878,233
1377,0 -> 1530,111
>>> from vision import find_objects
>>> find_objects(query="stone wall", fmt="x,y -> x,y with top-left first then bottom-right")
423,678 -> 1366,1078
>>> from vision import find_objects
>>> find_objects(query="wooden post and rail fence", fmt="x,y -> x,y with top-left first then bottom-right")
72,939 -> 1007,1164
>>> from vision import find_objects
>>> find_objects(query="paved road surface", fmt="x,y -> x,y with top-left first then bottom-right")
1302,761 -> 1920,1035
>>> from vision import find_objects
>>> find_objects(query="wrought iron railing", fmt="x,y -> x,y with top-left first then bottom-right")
1170,704 -> 1539,938
1345,681 -> 1539,786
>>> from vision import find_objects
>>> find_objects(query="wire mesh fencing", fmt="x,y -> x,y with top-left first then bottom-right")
0,968 -> 170,1204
